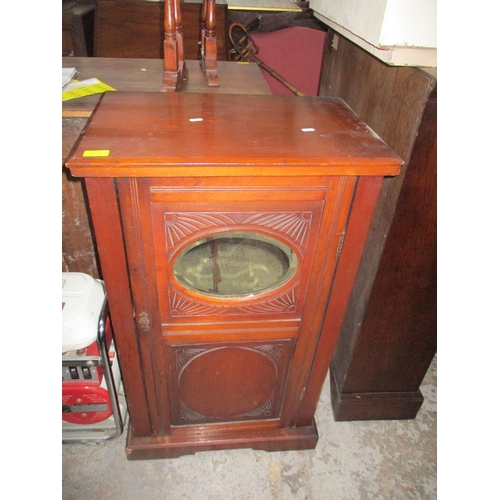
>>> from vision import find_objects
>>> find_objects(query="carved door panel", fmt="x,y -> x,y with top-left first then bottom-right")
168,339 -> 295,425
117,177 -> 353,432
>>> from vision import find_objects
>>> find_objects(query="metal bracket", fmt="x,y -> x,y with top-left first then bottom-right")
138,312 -> 150,332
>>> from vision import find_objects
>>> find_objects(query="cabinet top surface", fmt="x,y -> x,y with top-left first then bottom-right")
66,92 -> 401,178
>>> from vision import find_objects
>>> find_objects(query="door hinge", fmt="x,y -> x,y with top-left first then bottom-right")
336,229 -> 346,257
138,311 -> 150,333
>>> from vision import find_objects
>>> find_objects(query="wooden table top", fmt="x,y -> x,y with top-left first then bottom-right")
62,58 -> 272,117
67,92 -> 402,178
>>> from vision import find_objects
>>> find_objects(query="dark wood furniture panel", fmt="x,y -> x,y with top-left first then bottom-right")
319,30 -> 437,420
63,2 -> 95,57
166,338 -> 296,425
94,0 -> 228,60
65,92 -> 401,458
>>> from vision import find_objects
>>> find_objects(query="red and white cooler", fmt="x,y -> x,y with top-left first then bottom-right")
62,272 -> 127,442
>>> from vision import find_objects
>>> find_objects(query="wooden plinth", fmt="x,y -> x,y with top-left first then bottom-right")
125,420 -> 319,460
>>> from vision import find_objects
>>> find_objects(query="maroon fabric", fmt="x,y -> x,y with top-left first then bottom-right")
252,27 -> 326,96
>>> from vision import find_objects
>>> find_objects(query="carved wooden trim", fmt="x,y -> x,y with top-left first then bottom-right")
164,211 -> 312,257
179,396 -> 274,421
164,212 -> 236,250
243,398 -> 273,417
164,211 -> 309,317
241,212 -> 312,248
169,290 -> 231,316
179,404 -> 205,421
175,347 -> 207,370
175,344 -> 284,422
175,344 -> 283,378
235,288 -> 297,314
168,284 -> 298,317
253,344 -> 284,367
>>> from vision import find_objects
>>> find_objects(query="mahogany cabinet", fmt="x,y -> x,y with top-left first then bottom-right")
66,91 -> 401,459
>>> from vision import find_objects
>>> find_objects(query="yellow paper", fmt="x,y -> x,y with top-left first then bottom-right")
62,78 -> 115,101
83,150 -> 110,157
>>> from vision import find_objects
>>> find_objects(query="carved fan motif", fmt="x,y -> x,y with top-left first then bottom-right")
235,289 -> 297,314
179,404 -> 205,421
253,344 -> 284,366
170,290 -> 230,316
243,398 -> 273,417
241,212 -> 312,250
165,213 -> 235,250
169,285 -> 298,316
175,347 -> 207,370
164,211 -> 312,257
164,211 -> 310,316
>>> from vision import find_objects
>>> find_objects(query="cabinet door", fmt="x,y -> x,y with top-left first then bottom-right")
117,177 -> 354,433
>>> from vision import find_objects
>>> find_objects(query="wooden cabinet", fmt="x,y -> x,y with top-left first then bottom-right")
319,31 -> 437,420
65,92 -> 401,459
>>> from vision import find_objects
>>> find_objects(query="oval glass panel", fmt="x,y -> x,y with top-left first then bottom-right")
173,232 -> 298,297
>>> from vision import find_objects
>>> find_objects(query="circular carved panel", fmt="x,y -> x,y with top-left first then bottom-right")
178,346 -> 277,418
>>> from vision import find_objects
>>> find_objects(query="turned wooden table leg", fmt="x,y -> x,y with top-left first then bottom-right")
162,0 -> 187,91
200,0 -> 206,60
173,0 -> 188,82
200,0 -> 219,87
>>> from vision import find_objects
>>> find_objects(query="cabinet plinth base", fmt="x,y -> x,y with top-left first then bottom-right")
125,420 -> 319,460
330,371 -> 424,421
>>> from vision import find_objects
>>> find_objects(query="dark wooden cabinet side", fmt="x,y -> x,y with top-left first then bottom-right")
94,0 -> 228,61
63,2 -> 95,57
319,31 -> 437,420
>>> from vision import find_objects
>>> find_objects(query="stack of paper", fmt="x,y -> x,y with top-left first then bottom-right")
62,68 -> 78,87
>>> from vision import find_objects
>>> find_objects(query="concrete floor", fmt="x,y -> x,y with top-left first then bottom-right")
62,356 -> 436,500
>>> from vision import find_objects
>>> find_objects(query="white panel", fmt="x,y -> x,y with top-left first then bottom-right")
310,0 -> 387,46
380,0 -> 437,48
310,0 -> 437,67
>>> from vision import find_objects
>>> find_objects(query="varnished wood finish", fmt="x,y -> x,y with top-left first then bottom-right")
62,117 -> 99,278
161,0 -> 219,90
296,175 -> 384,426
125,421 -> 319,459
66,93 -> 401,177
94,0 -> 228,61
319,31 -> 437,420
84,178 -> 154,436
199,0 -> 219,86
62,58 -> 272,117
62,3 -> 95,57
66,92 -> 401,458
62,165 -> 99,278
62,57 -> 272,278
161,0 -> 187,91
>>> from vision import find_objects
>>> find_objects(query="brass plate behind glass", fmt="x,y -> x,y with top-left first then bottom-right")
173,231 -> 299,297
